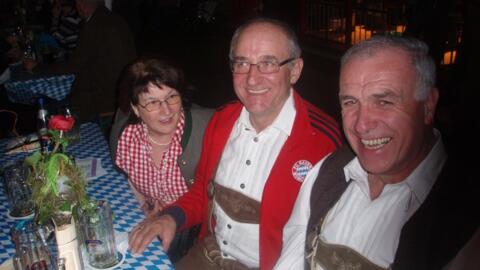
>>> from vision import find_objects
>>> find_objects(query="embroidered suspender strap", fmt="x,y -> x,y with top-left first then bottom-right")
207,179 -> 216,234
306,231 -> 388,270
213,183 -> 260,224
204,179 -> 260,269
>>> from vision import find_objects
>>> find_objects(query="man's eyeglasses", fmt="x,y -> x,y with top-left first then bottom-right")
230,58 -> 297,74
138,94 -> 181,112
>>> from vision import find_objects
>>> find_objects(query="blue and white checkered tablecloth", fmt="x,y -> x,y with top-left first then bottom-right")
0,123 -> 174,269
4,74 -> 74,104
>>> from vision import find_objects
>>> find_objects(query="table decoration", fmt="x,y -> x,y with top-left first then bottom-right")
22,113 -> 88,269
0,123 -> 174,269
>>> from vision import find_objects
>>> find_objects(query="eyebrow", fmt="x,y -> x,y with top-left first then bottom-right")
232,55 -> 279,62
371,90 -> 399,100
339,94 -> 355,101
143,90 -> 176,101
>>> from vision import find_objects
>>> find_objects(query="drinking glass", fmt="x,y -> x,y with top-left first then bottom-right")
11,221 -> 55,270
3,162 -> 34,218
80,200 -> 118,268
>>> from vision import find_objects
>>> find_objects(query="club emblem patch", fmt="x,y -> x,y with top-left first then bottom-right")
292,160 -> 313,182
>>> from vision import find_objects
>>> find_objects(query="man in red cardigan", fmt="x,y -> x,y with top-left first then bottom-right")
128,17 -> 342,269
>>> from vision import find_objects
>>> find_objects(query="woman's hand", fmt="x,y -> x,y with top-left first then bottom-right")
128,214 -> 177,254
141,200 -> 165,217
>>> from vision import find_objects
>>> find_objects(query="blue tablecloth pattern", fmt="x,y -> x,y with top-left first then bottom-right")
4,74 -> 74,104
0,123 -> 174,269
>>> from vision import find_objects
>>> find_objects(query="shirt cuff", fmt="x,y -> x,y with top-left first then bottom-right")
164,206 -> 186,228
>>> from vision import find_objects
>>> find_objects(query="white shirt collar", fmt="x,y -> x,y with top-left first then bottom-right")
238,88 -> 296,136
343,129 -> 447,203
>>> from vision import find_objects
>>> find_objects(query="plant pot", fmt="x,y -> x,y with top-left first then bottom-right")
54,217 -> 83,270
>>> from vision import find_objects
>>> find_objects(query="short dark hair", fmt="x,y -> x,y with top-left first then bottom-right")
117,57 -> 192,118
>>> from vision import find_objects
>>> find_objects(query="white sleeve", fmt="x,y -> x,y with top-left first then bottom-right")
273,157 -> 328,269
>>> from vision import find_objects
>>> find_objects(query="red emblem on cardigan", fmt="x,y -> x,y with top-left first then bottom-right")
292,160 -> 313,182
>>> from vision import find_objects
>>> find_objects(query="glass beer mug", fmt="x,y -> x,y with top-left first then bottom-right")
3,162 -> 34,218
11,221 -> 55,270
80,200 -> 118,268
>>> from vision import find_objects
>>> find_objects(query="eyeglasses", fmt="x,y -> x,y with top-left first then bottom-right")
230,58 -> 297,74
138,94 -> 181,112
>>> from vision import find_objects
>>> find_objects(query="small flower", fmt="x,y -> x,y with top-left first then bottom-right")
48,115 -> 75,132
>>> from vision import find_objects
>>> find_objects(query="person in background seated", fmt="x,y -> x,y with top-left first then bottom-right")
111,57 -> 213,262
24,0 -> 136,123
127,17 -> 342,270
275,35 -> 478,269
50,0 -> 82,54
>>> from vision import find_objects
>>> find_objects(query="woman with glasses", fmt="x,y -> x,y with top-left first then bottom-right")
110,57 -> 213,262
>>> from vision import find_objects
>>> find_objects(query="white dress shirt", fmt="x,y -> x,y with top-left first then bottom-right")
214,90 -> 296,268
274,131 -> 446,269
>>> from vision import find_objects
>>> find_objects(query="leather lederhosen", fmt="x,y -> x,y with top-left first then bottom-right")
175,180 -> 260,270
304,146 -> 387,270
306,216 -> 388,270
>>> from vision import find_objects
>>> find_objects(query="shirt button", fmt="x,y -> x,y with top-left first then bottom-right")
240,183 -> 245,189
227,224 -> 232,229
223,240 -> 228,245
246,160 -> 251,165
181,160 -> 187,166
253,137 -> 259,142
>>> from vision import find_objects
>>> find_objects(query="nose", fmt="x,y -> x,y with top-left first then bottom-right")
158,101 -> 172,114
246,64 -> 262,86
354,105 -> 377,134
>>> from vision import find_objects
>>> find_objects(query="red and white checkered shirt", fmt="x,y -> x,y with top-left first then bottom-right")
115,112 -> 189,207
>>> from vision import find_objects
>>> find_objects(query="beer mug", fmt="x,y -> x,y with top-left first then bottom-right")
3,162 -> 34,218
11,221 -> 55,270
80,200 -> 118,268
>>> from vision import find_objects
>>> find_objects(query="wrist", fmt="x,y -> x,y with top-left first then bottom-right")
163,206 -> 185,229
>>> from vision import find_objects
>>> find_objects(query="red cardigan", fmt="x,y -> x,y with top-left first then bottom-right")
172,91 -> 342,269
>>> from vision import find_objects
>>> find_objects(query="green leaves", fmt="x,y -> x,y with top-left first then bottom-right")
49,130 -> 70,151
24,151 -> 42,168
45,153 -> 71,196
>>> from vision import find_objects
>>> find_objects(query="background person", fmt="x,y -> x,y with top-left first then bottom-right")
50,0 -> 82,54
127,17 -> 343,270
24,0 -> 136,124
111,57 -> 213,262
275,35 -> 478,269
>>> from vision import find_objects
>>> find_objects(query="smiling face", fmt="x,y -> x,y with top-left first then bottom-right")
131,83 -> 182,138
231,22 -> 303,131
339,48 -> 438,183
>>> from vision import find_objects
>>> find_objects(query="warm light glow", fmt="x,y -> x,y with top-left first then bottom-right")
442,50 -> 457,65
351,25 -> 372,44
396,25 -> 406,33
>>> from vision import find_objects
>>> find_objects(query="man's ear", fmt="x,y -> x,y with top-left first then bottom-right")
424,87 -> 439,125
289,58 -> 304,84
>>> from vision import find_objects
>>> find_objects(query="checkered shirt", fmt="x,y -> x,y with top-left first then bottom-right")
115,112 -> 188,206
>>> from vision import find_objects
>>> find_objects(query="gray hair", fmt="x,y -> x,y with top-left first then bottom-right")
229,17 -> 302,63
341,35 -> 436,101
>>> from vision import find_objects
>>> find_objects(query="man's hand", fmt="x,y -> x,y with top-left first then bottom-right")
128,214 -> 177,254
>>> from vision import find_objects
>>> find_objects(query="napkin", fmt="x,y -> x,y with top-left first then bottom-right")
76,158 -> 107,180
